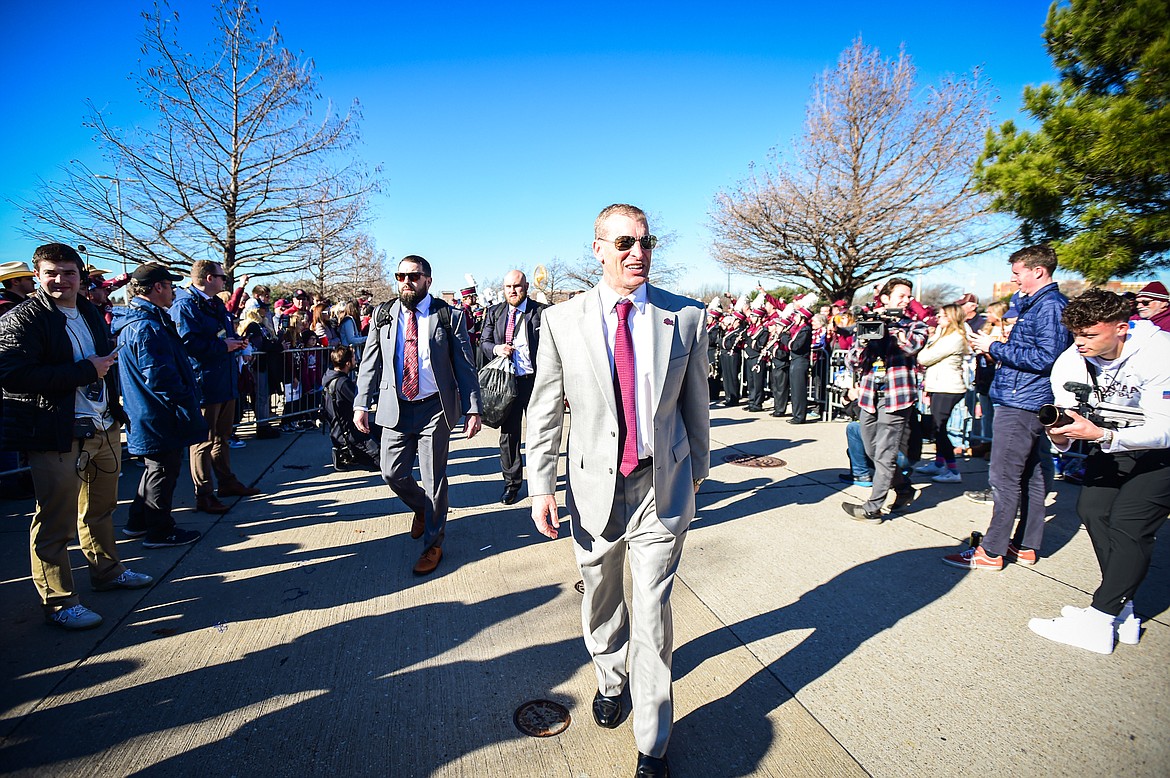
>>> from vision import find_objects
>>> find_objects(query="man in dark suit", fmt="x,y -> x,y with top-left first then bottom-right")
480,269 -> 546,505
353,255 -> 482,576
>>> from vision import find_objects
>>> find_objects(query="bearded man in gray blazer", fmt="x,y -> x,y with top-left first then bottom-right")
354,255 -> 482,576
527,204 -> 710,778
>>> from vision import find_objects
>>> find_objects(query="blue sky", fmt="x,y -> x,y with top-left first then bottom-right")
0,1 -> 1060,300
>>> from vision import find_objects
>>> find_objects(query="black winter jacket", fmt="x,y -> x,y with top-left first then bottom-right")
0,290 -> 127,452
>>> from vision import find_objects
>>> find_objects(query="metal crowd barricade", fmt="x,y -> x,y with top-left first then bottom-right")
235,344 -> 332,433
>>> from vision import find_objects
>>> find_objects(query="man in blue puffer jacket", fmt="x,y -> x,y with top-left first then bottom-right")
114,263 -> 209,547
170,260 -> 261,513
944,245 -> 1072,571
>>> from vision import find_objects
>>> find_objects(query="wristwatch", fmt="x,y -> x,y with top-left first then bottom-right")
1093,429 -> 1114,447
693,478 -> 706,490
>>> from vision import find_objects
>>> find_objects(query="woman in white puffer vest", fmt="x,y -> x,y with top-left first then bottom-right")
916,304 -> 969,483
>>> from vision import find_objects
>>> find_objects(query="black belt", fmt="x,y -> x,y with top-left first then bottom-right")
399,393 -> 439,405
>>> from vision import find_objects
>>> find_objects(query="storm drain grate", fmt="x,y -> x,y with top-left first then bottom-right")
514,700 -> 571,737
723,454 -> 786,468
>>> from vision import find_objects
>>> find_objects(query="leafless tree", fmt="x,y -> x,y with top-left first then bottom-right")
710,38 -> 1012,304
308,232 -> 392,304
917,282 -> 963,308
19,0 -> 379,281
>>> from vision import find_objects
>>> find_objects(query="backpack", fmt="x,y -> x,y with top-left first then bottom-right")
319,372 -> 350,444
373,297 -> 455,341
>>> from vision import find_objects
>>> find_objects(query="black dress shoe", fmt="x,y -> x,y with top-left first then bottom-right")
501,485 -> 520,505
636,753 -> 669,777
745,405 -> 765,412
592,690 -> 622,728
786,418 -> 806,425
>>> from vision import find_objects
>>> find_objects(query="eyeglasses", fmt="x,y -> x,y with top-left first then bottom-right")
395,272 -> 426,282
599,235 -> 657,252
1135,298 -> 1155,306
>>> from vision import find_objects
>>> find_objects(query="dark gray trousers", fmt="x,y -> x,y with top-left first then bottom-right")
380,395 -> 451,552
127,447 -> 183,541
983,406 -> 1046,556
859,404 -> 912,512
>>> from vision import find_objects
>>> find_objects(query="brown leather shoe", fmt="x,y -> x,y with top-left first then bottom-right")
196,497 -> 230,514
218,483 -> 261,498
413,546 -> 442,576
410,511 -> 425,540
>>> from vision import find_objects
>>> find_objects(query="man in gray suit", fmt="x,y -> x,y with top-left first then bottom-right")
354,255 -> 482,576
527,204 -> 710,778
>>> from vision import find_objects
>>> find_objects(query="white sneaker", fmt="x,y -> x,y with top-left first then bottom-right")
1029,609 -> 1115,654
1059,602 -> 1141,645
46,604 -> 103,630
1117,601 -> 1141,645
915,461 -> 945,475
932,470 -> 962,483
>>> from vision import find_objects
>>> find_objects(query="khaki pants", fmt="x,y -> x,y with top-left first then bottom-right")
27,423 -> 124,612
190,399 -> 242,498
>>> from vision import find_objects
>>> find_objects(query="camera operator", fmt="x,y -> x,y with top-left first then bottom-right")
1025,289 -> 1170,655
841,277 -> 928,523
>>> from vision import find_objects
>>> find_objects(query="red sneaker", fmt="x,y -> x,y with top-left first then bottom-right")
1006,542 -> 1037,565
942,545 -> 1003,571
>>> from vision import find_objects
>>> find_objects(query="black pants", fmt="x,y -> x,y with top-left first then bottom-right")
127,447 -> 184,541
745,356 -> 765,408
771,359 -> 790,414
789,356 -> 810,422
1079,448 -> 1170,616
499,374 -> 535,488
929,391 -> 964,464
719,352 -> 741,405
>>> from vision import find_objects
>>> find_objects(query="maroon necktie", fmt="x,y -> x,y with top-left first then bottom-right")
614,300 -> 639,477
403,309 -> 419,399
505,306 -> 517,345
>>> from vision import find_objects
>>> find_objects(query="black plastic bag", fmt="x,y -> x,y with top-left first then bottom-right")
478,355 -> 517,428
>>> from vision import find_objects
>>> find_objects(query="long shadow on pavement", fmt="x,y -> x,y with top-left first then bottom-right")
672,545 -> 961,776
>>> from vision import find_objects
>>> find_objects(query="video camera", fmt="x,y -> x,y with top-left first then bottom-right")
853,306 -> 906,342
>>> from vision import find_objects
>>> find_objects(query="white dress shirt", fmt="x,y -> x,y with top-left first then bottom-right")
508,300 -> 534,377
396,294 -> 438,400
598,282 -> 654,459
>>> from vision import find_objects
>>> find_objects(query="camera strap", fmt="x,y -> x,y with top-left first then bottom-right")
1082,358 -> 1105,404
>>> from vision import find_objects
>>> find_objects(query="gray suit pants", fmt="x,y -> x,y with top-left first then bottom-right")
859,404 -> 912,513
572,461 -> 686,758
380,395 -> 451,551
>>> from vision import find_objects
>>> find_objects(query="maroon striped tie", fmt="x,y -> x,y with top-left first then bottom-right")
403,309 -> 419,399
614,300 -> 639,477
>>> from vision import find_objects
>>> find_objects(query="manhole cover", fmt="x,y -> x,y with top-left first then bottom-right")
514,699 -> 571,737
723,454 -> 786,468
574,580 -> 585,594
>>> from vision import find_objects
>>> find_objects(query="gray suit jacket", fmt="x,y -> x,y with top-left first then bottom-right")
526,284 -> 710,537
354,297 -> 481,429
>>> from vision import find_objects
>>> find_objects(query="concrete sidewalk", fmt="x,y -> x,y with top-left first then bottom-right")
1,406 -> 1167,776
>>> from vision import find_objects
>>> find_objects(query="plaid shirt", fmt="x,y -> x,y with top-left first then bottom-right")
849,319 -> 929,413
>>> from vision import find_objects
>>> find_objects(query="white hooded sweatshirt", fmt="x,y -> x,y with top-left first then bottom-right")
1049,319 -> 1170,453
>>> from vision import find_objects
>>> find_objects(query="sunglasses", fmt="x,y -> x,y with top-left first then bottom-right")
395,272 -> 426,282
599,235 -> 657,252
1135,298 -> 1155,305
208,273 -> 226,280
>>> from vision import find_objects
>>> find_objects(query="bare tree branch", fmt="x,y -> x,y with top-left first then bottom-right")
18,0 -> 380,279
710,39 -> 1013,304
